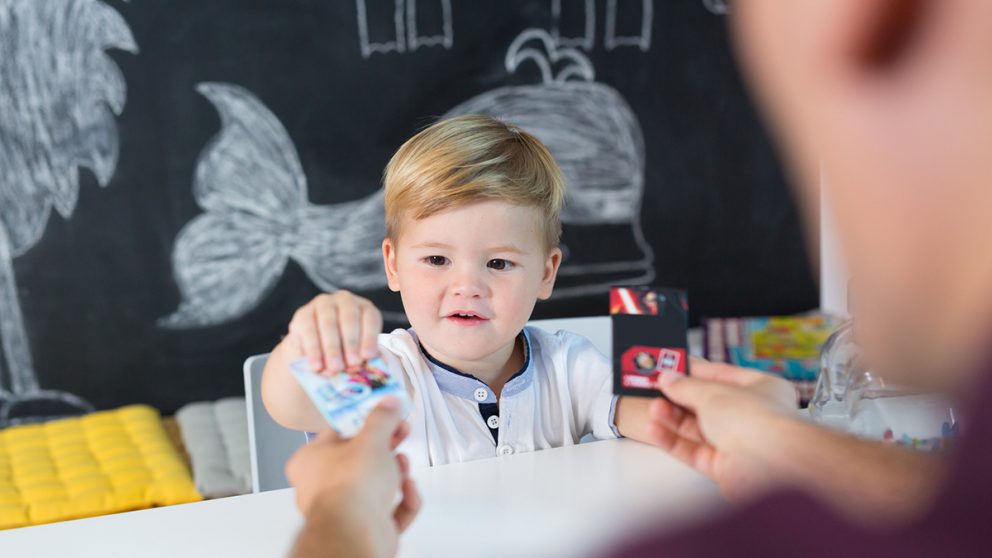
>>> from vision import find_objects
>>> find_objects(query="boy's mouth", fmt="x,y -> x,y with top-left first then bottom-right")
444,310 -> 490,326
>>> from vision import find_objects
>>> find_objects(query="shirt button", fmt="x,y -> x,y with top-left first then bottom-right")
487,415 -> 500,429
498,445 -> 514,456
474,388 -> 489,402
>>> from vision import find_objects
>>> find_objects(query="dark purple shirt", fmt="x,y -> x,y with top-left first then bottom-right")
610,370 -> 992,557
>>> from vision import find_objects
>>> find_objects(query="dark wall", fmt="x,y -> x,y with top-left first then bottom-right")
7,0 -> 816,416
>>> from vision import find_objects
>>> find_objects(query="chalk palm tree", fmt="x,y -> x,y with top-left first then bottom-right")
0,0 -> 138,426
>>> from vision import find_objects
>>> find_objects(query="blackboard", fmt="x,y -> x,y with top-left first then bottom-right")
0,0 -> 816,423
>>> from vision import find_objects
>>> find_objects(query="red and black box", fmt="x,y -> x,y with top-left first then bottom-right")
611,286 -> 690,397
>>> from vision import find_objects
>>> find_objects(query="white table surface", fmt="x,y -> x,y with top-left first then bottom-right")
0,439 -> 723,558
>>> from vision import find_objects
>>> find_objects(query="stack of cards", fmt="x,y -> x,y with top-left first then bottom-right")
611,286 -> 691,397
290,356 -> 411,438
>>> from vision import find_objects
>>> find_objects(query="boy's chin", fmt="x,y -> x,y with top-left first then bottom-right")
421,324 -> 518,360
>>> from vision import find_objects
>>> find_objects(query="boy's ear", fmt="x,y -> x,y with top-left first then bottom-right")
382,238 -> 401,292
537,247 -> 562,300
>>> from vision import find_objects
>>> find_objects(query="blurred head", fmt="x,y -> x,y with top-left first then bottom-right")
381,115 -> 564,366
733,0 -> 992,391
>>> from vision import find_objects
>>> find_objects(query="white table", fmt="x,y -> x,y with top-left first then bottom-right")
0,439 -> 722,558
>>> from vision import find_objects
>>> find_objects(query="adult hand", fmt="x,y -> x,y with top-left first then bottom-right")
286,398 -> 420,558
646,358 -> 799,501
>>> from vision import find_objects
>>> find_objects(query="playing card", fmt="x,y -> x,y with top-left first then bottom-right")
290,356 -> 411,437
611,286 -> 690,397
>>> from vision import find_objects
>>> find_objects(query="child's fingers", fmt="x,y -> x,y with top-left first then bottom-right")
315,302 -> 344,373
289,308 -> 324,372
335,299 -> 363,370
359,302 -> 383,360
285,327 -> 305,366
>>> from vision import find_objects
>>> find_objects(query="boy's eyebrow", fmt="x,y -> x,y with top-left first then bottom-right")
488,244 -> 529,255
408,241 -> 529,254
409,241 -> 453,250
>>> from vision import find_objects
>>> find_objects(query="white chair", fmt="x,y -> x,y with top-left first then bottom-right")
243,316 -> 612,492
529,316 -> 610,354
243,354 -> 307,493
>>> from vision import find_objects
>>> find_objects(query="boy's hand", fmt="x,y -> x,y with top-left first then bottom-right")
287,291 -> 383,375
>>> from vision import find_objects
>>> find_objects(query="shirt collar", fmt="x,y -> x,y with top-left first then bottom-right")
412,327 -> 534,402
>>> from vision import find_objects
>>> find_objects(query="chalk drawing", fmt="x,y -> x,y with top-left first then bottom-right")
604,0 -> 653,51
0,0 -> 138,426
356,0 -> 405,57
551,0 -> 595,51
165,28 -> 653,329
444,28 -> 654,296
160,83 -> 394,329
356,0 -> 452,58
406,0 -> 453,51
702,0 -> 728,15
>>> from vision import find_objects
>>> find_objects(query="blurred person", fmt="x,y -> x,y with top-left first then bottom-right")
288,1 -> 992,556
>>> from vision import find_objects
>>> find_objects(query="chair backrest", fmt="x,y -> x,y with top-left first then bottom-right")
243,354 -> 305,493
243,316 -> 612,492
528,316 -> 610,355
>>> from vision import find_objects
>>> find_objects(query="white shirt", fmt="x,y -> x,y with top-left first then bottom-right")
378,326 -> 620,469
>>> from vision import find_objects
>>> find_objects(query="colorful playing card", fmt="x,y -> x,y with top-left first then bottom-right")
290,356 -> 411,438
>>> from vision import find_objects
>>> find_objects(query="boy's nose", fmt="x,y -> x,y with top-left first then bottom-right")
450,269 -> 488,298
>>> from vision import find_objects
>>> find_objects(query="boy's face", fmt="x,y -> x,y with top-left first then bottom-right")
382,200 -> 561,365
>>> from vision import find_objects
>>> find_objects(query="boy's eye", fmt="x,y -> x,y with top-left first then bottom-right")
425,255 -> 449,266
487,259 -> 513,271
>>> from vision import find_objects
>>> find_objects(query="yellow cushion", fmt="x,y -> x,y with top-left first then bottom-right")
0,405 -> 202,529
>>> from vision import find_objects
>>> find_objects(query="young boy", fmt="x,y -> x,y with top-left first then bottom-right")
262,115 -> 652,468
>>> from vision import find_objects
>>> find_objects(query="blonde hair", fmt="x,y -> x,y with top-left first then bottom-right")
383,114 -> 565,249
